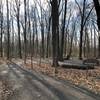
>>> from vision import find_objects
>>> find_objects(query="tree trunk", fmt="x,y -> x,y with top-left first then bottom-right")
93,0 -> 100,58
93,26 -> 96,57
79,29 -> 83,59
46,17 -> 51,58
41,23 -> 45,58
0,4 -> 3,57
24,0 -> 27,64
67,21 -> 76,59
17,10 -> 22,58
60,0 -> 67,61
52,0 -> 59,67
32,22 -> 35,56
18,14 -> 22,58
6,0 -> 10,60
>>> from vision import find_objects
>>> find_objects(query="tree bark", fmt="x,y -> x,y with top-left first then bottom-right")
15,0 -> 22,58
24,0 -> 27,63
6,0 -> 10,60
46,16 -> 51,58
60,0 -> 67,61
0,3 -> 3,57
93,0 -> 100,58
51,0 -> 59,67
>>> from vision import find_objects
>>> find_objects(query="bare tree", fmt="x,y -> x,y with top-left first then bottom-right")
15,0 -> 22,58
93,0 -> 100,58
51,0 -> 59,67
6,0 -> 10,59
60,0 -> 67,61
0,1 -> 3,57
67,18 -> 76,59
75,0 -> 94,59
24,0 -> 27,63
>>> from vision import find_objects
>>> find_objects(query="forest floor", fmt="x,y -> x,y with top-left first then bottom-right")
0,60 -> 100,100
12,58 -> 100,95
0,61 -> 13,100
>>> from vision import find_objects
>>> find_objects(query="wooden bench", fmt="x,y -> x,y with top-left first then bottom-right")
83,59 -> 100,66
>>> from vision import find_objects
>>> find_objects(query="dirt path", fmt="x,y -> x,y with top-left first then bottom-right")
0,62 -> 100,100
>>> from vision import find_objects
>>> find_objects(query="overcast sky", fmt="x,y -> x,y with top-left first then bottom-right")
1,0 -> 49,18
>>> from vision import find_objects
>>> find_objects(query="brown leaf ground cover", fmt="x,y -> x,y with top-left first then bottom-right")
0,60 -> 13,100
0,80 -> 13,100
13,59 -> 100,95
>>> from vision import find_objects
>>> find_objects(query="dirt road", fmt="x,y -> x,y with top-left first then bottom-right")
0,62 -> 100,100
